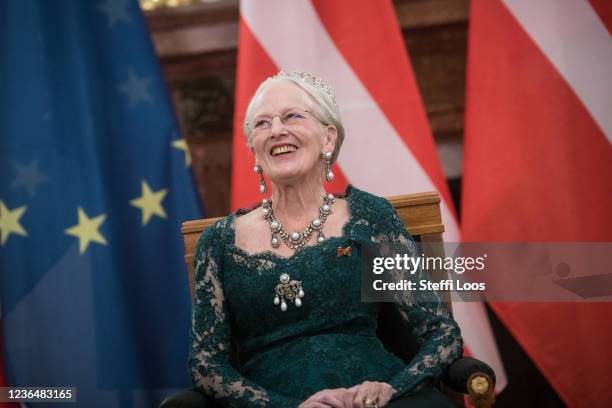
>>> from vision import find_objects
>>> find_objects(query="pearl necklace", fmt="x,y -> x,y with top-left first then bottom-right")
261,193 -> 335,251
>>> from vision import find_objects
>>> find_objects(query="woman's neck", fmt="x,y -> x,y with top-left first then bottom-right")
269,176 -> 327,230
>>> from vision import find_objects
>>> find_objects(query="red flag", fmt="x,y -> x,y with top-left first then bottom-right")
463,0 -> 612,406
232,0 -> 506,392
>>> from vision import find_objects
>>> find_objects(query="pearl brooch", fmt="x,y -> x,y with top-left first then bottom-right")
274,273 -> 305,312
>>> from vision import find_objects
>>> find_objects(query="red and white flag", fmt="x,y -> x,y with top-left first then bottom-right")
231,0 -> 506,392
463,0 -> 612,406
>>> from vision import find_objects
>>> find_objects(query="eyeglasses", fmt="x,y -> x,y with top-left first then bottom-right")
250,109 -> 328,137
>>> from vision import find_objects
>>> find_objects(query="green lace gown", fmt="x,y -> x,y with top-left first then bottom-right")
189,185 -> 463,407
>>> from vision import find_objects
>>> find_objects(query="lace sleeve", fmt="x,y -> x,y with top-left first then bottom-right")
372,200 -> 464,398
189,220 -> 303,408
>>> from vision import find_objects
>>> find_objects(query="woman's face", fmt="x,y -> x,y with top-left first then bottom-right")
249,81 -> 336,184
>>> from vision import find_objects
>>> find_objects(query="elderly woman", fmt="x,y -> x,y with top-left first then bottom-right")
189,71 -> 463,408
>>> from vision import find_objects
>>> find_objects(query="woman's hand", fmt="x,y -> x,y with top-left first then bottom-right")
347,381 -> 397,408
298,382 -> 396,408
298,387 -> 355,408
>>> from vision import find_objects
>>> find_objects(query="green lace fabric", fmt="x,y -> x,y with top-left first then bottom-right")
189,185 -> 463,407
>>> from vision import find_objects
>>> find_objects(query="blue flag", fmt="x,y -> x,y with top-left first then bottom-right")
0,1 -> 202,406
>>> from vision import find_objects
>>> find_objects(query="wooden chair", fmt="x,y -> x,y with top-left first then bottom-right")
166,191 -> 496,408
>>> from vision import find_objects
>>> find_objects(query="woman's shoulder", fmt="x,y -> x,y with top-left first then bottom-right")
347,185 -> 414,244
198,205 -> 266,248
341,185 -> 401,240
346,185 -> 395,217
196,214 -> 234,248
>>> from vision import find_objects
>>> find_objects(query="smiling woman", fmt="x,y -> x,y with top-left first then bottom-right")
244,72 -> 344,164
187,71 -> 463,408
249,87 -> 334,185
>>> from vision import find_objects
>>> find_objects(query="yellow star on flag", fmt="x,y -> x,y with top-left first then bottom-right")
65,207 -> 107,254
130,181 -> 168,225
0,201 -> 28,246
172,139 -> 192,167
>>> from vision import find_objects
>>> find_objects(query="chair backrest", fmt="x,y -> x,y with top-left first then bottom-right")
181,190 -> 447,302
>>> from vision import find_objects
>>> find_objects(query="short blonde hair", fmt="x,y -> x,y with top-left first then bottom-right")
243,71 -> 345,164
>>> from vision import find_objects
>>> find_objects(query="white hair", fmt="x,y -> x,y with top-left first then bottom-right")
243,72 -> 345,164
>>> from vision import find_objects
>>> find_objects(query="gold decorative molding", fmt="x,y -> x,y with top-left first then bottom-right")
140,0 -> 223,11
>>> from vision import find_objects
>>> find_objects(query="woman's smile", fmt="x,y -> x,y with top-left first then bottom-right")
270,143 -> 299,158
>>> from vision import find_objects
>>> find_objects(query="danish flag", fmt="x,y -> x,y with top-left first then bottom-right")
463,1 -> 612,406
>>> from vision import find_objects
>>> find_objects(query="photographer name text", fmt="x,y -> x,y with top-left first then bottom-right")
372,279 -> 485,291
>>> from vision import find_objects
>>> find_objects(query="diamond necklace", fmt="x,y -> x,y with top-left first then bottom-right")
261,193 -> 336,251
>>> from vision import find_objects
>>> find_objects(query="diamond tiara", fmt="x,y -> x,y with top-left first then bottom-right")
272,71 -> 337,106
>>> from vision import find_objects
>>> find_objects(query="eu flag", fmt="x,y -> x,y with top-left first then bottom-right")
0,1 -> 201,406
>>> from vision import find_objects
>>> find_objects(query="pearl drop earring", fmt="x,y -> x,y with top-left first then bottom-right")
254,163 -> 267,193
322,151 -> 334,182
